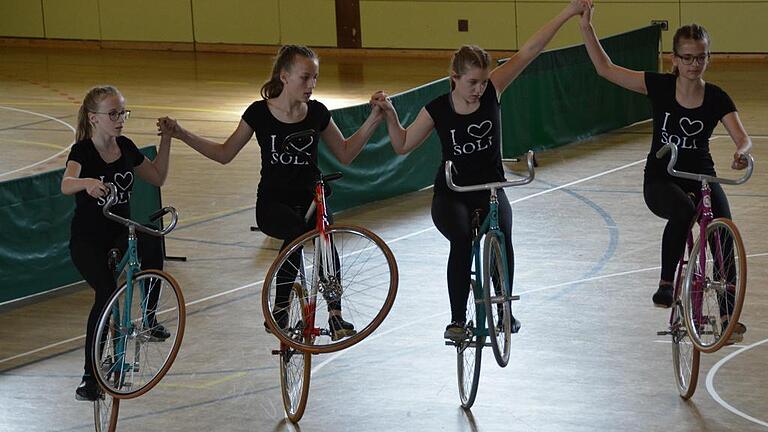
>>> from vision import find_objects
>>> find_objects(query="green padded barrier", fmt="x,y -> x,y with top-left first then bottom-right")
499,25 -> 661,157
319,79 -> 448,212
320,25 -> 660,212
0,146 -> 161,304
1,26 -> 660,302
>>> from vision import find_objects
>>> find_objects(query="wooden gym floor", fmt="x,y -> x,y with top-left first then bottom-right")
0,46 -> 766,431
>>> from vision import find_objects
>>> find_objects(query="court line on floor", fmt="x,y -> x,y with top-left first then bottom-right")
4,160 -> 764,371
312,251 -> 768,427
706,337 -> 768,429
0,105 -> 75,178
0,158 -> 645,366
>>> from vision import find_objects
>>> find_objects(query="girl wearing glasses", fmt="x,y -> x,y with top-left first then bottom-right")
158,45 -> 384,340
579,7 -> 752,341
61,85 -> 173,401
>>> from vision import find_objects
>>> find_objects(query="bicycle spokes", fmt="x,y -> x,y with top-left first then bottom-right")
93,271 -> 185,398
682,219 -> 746,352
263,225 -> 398,353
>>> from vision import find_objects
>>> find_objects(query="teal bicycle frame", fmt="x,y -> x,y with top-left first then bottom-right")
100,183 -> 178,386
444,151 -> 535,408
446,151 -> 535,341
468,191 -> 509,340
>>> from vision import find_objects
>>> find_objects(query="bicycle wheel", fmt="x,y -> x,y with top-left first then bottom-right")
94,394 -> 119,432
457,279 -> 482,409
93,270 -> 186,398
483,233 -> 511,367
671,301 -> 700,399
263,225 -> 398,354
280,283 -> 312,423
682,218 -> 746,353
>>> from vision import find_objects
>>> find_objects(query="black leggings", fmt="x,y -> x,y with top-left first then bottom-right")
432,189 -> 514,324
643,176 -> 732,284
256,196 -> 341,314
70,231 -> 163,378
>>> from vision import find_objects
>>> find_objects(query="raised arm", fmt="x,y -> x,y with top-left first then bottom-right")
159,117 -> 253,165
491,0 -> 589,94
134,132 -> 172,187
320,102 -> 384,165
372,92 -> 435,155
579,4 -> 647,94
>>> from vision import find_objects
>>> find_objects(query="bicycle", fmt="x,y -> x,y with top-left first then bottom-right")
443,151 -> 535,409
655,142 -> 754,399
91,182 -> 186,431
261,130 -> 399,422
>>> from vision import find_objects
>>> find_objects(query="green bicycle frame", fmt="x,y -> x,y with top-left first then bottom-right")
469,189 -> 511,339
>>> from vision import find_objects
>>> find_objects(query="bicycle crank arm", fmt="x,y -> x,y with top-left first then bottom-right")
476,294 -> 521,305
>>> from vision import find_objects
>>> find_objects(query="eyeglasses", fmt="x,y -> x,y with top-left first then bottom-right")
674,53 -> 709,66
93,109 -> 131,121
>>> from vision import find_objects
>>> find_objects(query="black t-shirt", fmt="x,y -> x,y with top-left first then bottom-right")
67,136 -> 145,237
241,99 -> 332,202
644,72 -> 736,177
425,81 -> 505,194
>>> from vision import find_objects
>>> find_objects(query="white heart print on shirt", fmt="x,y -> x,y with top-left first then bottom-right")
467,120 -> 492,139
679,117 -> 704,136
289,135 -> 313,154
113,172 -> 134,191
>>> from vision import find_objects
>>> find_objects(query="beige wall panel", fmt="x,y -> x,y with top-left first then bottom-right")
588,2 -> 679,52
0,0 -> 44,37
99,0 -> 193,42
516,2 -> 586,50
682,2 -> 768,52
192,0 -> 280,44
279,0 -> 336,47
43,0 -> 100,40
361,1 -> 517,50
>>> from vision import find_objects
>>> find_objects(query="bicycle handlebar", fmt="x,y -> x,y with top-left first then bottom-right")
102,183 -> 179,236
655,143 -> 754,185
445,150 -> 536,193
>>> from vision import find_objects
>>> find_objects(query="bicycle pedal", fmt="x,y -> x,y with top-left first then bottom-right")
271,350 -> 281,355
509,295 -> 520,301
657,331 -> 671,336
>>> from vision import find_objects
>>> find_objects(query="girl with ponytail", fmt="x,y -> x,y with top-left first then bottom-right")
372,1 -> 590,341
62,85 -> 173,401
159,45 -> 385,339
580,6 -> 752,341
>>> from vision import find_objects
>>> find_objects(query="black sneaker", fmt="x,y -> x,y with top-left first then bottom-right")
511,315 -> 521,334
722,320 -> 747,345
147,324 -> 171,342
652,284 -> 674,308
497,311 -> 522,334
443,321 -> 466,341
75,377 -> 101,401
329,315 -> 356,341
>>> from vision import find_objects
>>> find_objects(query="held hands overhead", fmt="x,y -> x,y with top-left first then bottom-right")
156,116 -> 181,139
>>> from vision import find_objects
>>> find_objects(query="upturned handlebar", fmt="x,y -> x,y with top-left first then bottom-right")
445,150 -> 536,193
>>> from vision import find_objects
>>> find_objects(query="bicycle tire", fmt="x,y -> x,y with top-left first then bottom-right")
682,218 -> 746,353
93,270 -> 186,398
457,279 -> 482,409
483,233 -> 512,367
263,225 -> 398,354
280,284 -> 312,422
